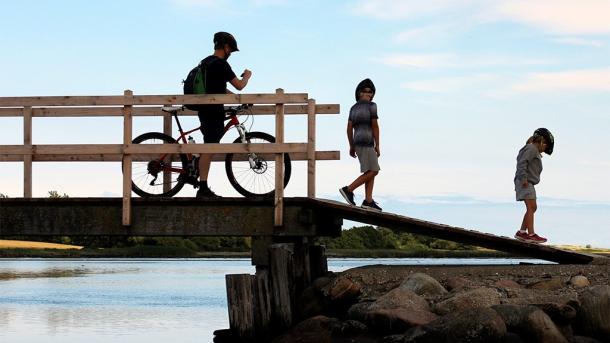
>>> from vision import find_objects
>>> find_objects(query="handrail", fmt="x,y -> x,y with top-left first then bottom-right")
0,89 -> 341,227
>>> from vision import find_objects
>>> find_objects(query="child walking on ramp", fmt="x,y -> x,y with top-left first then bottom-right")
340,79 -> 382,211
514,128 -> 554,244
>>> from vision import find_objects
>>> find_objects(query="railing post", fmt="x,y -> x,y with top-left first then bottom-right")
122,90 -> 133,226
23,106 -> 32,198
163,104 -> 172,194
274,88 -> 285,227
307,99 -> 316,198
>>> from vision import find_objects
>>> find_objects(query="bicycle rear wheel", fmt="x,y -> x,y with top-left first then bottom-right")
225,131 -> 291,198
129,132 -> 189,197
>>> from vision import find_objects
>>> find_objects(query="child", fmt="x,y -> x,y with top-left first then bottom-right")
514,128 -> 554,244
339,79 -> 382,211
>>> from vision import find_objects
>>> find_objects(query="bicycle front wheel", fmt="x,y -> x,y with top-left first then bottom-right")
225,131 -> 292,198
129,132 -> 189,197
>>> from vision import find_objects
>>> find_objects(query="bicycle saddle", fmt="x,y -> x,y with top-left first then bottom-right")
161,106 -> 180,113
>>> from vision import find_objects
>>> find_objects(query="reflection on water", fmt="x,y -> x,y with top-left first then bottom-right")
0,258 -> 549,342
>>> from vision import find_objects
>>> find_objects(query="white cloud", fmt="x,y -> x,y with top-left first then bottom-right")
402,74 -> 501,93
171,0 -> 287,8
553,37 -> 605,48
512,68 -> 610,93
351,0 -> 481,20
377,53 -> 551,69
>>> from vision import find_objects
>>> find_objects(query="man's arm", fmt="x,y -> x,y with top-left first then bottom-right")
229,69 -> 252,91
347,120 -> 356,158
372,119 -> 380,156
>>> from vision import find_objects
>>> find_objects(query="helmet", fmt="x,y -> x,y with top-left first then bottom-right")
213,32 -> 239,52
533,128 -> 554,155
355,78 -> 376,101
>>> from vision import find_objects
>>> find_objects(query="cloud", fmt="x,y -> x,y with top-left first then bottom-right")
512,68 -> 610,93
553,37 -> 605,48
377,53 -> 551,69
402,74 -> 501,92
351,0 -> 482,20
171,0 -> 287,8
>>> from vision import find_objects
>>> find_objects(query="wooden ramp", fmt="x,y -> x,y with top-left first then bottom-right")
309,199 -> 609,265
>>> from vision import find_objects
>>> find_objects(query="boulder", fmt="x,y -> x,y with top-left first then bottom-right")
492,304 -> 568,343
444,276 -> 474,291
573,285 -> 610,341
271,315 -> 341,343
501,332 -> 525,343
402,307 -> 506,343
433,287 -> 501,315
348,301 -> 375,323
399,273 -> 448,297
494,279 -> 522,290
569,275 -> 590,289
366,308 -> 438,334
502,288 -> 579,306
534,303 -> 577,325
527,278 -> 564,291
328,277 -> 361,301
570,336 -> 603,343
369,288 -> 430,312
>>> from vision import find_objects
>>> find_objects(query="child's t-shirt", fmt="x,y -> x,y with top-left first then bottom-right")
348,100 -> 378,147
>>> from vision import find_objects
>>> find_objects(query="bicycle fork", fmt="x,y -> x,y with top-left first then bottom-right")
236,124 -> 258,169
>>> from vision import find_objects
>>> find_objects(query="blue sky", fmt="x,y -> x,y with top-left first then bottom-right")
1,0 -> 609,247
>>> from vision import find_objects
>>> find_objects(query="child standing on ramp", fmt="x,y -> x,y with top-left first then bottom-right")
514,128 -> 555,244
339,79 -> 382,211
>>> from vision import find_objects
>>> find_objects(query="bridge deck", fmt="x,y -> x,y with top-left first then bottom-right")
0,197 -> 606,265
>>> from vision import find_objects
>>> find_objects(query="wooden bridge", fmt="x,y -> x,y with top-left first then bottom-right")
0,91 -> 607,341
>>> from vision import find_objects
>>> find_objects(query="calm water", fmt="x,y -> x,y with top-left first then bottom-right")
0,258 -> 549,342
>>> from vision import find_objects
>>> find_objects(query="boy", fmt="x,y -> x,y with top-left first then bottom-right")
339,79 -> 382,211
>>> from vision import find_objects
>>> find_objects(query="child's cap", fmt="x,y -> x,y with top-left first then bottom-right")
355,78 -> 376,101
533,128 -> 554,155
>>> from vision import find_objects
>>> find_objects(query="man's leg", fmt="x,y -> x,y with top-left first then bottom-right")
348,171 -> 376,193
364,172 -> 377,203
199,154 -> 213,184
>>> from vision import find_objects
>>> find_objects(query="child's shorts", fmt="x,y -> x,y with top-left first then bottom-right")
515,181 -> 536,201
355,146 -> 380,173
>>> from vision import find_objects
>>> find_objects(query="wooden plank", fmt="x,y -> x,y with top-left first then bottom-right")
122,90 -> 133,226
309,245 -> 328,281
23,107 -> 32,198
0,93 -> 309,107
254,268 -> 272,338
274,89 -> 285,227
1,104 -> 339,117
269,243 -> 294,329
163,110 -> 172,194
307,99 -> 316,198
0,150 -> 341,162
226,274 -> 256,339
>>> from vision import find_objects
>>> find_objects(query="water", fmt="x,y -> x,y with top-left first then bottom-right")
0,258 -> 549,342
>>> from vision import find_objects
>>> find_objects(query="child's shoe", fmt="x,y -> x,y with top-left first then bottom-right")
514,230 -> 529,242
339,186 -> 356,206
361,199 -> 382,211
526,233 -> 547,244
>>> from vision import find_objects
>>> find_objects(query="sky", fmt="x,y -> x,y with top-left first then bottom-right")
0,0 -> 609,247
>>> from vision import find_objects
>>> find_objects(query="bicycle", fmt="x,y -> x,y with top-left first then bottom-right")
129,104 -> 292,198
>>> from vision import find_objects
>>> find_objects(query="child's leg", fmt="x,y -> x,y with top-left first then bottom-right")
364,171 -> 379,202
523,199 -> 537,234
347,170 -> 376,192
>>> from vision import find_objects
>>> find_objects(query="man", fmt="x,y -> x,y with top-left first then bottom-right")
196,32 -> 252,197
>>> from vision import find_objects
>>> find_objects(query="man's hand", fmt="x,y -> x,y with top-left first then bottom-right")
349,146 -> 356,158
522,180 -> 528,188
242,69 -> 252,79
375,146 -> 380,157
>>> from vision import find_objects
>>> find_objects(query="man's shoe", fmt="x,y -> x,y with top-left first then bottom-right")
361,199 -> 382,211
514,230 -> 529,242
339,186 -> 356,206
525,233 -> 547,244
196,187 -> 221,198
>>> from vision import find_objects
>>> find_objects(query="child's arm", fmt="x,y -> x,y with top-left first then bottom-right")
372,119 -> 380,157
516,146 -> 533,187
347,120 -> 356,158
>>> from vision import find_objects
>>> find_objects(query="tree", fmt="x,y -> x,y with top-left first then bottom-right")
0,193 -> 8,198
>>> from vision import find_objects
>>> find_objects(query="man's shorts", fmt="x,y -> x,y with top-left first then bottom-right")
355,146 -> 380,173
198,112 -> 225,144
515,181 -> 536,201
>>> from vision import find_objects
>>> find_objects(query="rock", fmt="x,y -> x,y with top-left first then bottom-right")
569,275 -> 590,289
494,279 -> 522,290
433,287 -> 501,315
328,277 -> 361,301
380,335 -> 406,343
573,285 -> 610,340
534,303 -> 577,325
570,336 -> 603,343
338,320 -> 369,335
366,308 -> 438,334
402,307 -> 507,343
527,278 -> 564,291
348,301 -> 375,323
502,288 -> 579,306
399,273 -> 447,297
492,304 -> 569,343
444,276 -> 474,291
369,288 -> 430,312
312,276 -> 333,290
271,315 -> 341,343
296,285 -> 329,320
501,332 -> 525,343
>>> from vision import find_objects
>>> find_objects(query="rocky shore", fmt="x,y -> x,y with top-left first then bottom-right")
272,263 -> 610,343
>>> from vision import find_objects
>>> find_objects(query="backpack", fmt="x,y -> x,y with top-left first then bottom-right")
183,57 -> 214,110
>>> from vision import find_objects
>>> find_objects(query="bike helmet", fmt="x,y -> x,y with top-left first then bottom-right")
355,78 -> 376,101
214,31 -> 239,52
533,128 -> 554,155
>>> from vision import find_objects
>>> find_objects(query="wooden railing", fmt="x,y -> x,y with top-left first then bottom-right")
0,89 -> 340,226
